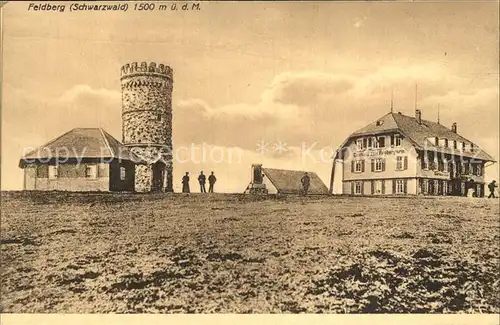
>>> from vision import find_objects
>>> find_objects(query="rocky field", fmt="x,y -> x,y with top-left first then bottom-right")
1,192 -> 499,313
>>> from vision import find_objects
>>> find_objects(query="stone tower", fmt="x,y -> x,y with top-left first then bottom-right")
120,61 -> 173,192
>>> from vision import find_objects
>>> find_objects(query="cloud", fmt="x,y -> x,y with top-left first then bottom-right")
349,63 -> 455,98
422,87 -> 498,112
353,16 -> 366,29
58,85 -> 121,103
268,71 -> 355,107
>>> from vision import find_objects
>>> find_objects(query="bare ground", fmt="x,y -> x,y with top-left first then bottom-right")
1,191 -> 499,313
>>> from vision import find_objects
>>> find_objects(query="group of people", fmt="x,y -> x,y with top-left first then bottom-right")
180,171 -> 312,195
181,171 -> 217,193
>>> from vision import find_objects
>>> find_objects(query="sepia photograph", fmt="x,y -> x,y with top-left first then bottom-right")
0,0 -> 499,321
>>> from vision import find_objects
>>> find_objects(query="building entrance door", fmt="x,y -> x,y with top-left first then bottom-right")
151,162 -> 165,192
373,180 -> 383,195
449,179 -> 462,196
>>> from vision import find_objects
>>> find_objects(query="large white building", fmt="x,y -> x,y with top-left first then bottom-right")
330,110 -> 496,196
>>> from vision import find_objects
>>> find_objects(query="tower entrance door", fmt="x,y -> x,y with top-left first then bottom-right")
151,162 -> 165,192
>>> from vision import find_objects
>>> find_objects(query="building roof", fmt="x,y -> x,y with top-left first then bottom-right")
19,128 -> 144,166
262,168 -> 329,195
343,112 -> 495,162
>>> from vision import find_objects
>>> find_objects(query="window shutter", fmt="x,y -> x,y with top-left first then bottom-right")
392,180 -> 396,194
404,156 -> 408,170
363,138 -> 367,148
382,158 -> 386,171
371,180 -> 374,195
391,135 -> 395,146
351,182 -> 355,195
368,137 -> 372,148
371,159 -> 375,172
361,160 -> 365,172
382,181 -> 386,194
404,180 -> 408,194
361,182 -> 364,194
351,160 -> 355,173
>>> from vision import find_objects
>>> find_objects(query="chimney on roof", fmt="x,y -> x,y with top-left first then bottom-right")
415,109 -> 422,124
451,122 -> 457,133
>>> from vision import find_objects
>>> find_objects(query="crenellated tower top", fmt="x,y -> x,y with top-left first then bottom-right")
121,61 -> 173,79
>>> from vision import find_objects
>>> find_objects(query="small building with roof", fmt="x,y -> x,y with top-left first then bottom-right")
330,110 -> 496,197
245,164 -> 329,195
19,128 -> 144,192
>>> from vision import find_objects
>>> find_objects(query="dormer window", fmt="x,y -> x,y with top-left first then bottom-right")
438,159 -> 444,172
444,139 -> 449,148
421,153 -> 429,170
376,120 -> 384,126
443,158 -> 449,172
434,137 -> 439,146
476,164 -> 482,176
471,143 -> 475,152
428,151 -> 436,170
461,142 -> 466,151
453,141 -> 457,150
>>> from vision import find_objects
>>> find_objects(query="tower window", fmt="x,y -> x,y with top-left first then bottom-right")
120,167 -> 126,180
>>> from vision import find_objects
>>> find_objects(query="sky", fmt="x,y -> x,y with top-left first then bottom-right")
1,1 -> 499,192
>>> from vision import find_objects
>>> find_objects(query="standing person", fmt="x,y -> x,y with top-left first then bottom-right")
182,172 -> 190,193
466,179 -> 475,198
198,171 -> 206,193
301,172 -> 311,196
488,180 -> 497,198
208,171 -> 217,193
